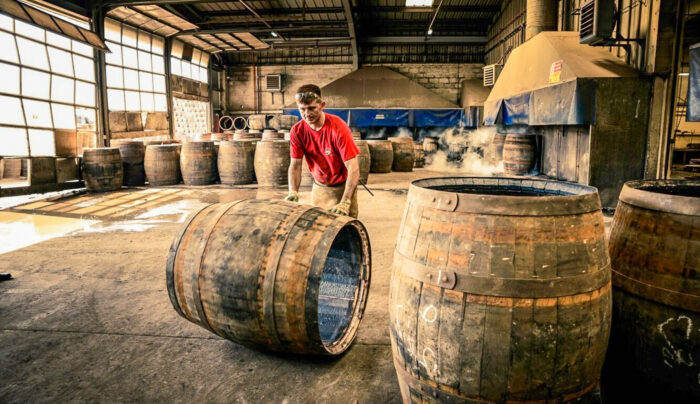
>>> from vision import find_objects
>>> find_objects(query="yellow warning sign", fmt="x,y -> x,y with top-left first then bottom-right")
549,60 -> 563,84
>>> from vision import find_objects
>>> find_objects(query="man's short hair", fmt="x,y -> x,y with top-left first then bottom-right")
295,84 -> 322,104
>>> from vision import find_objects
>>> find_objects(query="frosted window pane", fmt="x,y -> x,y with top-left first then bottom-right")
17,38 -> 49,70
76,107 -> 96,131
0,96 -> 26,125
107,89 -> 124,110
171,40 -> 183,58
0,63 -> 20,94
72,41 -> 93,57
192,48 -> 201,65
152,36 -> 164,55
47,32 -> 71,50
122,46 -> 137,68
23,99 -> 52,128
199,67 -> 208,83
106,65 -> 124,88
137,31 -> 150,51
181,61 -> 191,78
0,14 -> 13,31
73,55 -> 94,82
152,54 -> 164,74
51,103 -> 76,129
138,50 -> 151,71
123,69 -> 139,90
140,92 -> 153,111
51,75 -> 74,103
75,81 -> 95,106
105,42 -> 122,65
0,32 -> 18,63
105,19 -> 121,42
170,57 -> 180,75
48,47 -> 73,76
122,25 -> 137,47
0,127 -> 29,156
154,94 -> 167,111
125,90 -> 140,111
28,129 -> 55,156
21,68 -> 50,99
139,71 -> 153,92
15,21 -> 44,41
153,74 -> 165,93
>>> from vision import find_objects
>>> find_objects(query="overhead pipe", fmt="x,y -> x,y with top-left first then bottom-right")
525,0 -> 558,40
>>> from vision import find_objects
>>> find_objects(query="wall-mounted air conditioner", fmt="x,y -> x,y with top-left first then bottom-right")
579,0 -> 616,45
265,74 -> 282,92
483,64 -> 502,87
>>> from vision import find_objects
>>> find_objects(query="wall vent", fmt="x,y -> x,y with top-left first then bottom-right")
265,74 -> 282,92
483,64 -> 502,87
579,0 -> 616,45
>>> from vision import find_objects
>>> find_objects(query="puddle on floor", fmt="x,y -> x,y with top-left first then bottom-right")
0,211 -> 97,254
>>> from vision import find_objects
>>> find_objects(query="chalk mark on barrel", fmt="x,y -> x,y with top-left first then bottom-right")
422,305 -> 438,323
658,315 -> 695,368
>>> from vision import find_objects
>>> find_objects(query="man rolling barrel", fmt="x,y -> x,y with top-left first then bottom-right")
285,84 -> 360,218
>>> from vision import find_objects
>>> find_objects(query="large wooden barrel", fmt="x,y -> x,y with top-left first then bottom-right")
423,137 -> 438,153
117,141 -> 146,186
388,137 -> 414,172
604,180 -> 700,401
367,140 -> 393,173
180,141 -> 217,186
301,156 -> 315,186
254,140 -> 290,187
355,140 -> 371,184
248,114 -> 266,130
145,144 -> 181,186
503,133 -> 536,175
271,114 -> 299,130
413,143 -> 424,168
82,148 -> 123,192
262,129 -> 284,141
217,140 -> 255,186
166,199 -> 371,355
390,177 -> 611,403
490,132 -> 507,165
210,132 -> 228,142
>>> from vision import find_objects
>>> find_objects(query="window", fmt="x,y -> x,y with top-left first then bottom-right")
104,18 -> 167,114
170,39 -> 209,84
0,13 -> 97,157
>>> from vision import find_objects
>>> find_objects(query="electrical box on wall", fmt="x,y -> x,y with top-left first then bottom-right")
579,0 -> 616,45
265,74 -> 282,92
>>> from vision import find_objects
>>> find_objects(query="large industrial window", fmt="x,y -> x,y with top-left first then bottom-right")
0,13 -> 97,157
170,39 -> 209,84
104,18 -> 167,114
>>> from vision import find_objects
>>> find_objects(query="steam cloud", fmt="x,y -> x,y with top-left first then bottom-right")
423,126 -> 503,176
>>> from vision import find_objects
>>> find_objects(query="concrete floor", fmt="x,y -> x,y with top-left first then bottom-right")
0,169 -> 454,403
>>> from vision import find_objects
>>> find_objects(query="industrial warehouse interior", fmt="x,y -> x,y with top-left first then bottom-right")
0,0 -> 699,402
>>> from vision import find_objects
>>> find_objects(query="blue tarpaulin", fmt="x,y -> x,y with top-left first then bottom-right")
282,108 -> 470,127
484,79 -> 597,126
349,109 -> 409,127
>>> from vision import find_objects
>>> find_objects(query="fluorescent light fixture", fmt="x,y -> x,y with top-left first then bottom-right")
427,29 -> 433,35
271,31 -> 279,37
406,0 -> 434,7
678,72 -> 689,76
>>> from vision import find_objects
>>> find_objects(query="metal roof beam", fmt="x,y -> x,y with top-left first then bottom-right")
359,36 -> 487,44
360,6 -> 500,13
340,0 -> 357,70
173,24 -> 347,36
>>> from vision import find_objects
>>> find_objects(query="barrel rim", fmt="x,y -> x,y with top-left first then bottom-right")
619,180 -> 700,216
409,177 -> 602,216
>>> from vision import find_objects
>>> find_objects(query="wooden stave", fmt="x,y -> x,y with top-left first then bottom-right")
389,137 -> 415,172
117,141 -> 146,186
165,199 -> 372,355
355,140 -> 371,184
144,144 -> 181,186
254,140 -> 290,187
389,177 -> 612,403
367,140 -> 394,173
503,133 -> 536,175
82,148 -> 123,192
180,141 -> 218,186
217,140 -> 256,185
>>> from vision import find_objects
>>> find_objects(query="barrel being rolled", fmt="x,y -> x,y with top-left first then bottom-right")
355,140 -> 371,184
117,141 -> 146,186
145,144 -> 181,186
217,140 -> 255,185
166,199 -> 371,355
604,180 -> 700,401
254,140 -> 290,187
180,141 -> 217,186
503,133 -> 536,175
390,177 -> 611,403
388,137 -> 414,172
82,148 -> 123,192
367,140 -> 393,173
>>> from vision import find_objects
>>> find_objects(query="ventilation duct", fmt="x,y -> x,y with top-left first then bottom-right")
526,0 -> 558,41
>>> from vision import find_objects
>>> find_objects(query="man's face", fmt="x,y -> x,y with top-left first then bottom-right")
296,99 -> 325,126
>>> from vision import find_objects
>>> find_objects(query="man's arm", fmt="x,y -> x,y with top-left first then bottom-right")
288,158 -> 303,196
341,157 -> 360,202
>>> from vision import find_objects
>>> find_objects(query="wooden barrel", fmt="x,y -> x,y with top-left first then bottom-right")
367,140 -> 394,173
166,199 -> 371,355
254,140 -> 290,187
604,180 -> 700,401
423,137 -> 438,153
352,131 -> 362,141
503,133 -> 536,175
217,140 -> 255,185
355,140 -> 371,184
248,114 -> 266,130
144,144 -> 181,186
262,129 -> 284,141
248,129 -> 262,140
388,137 -> 414,172
180,141 -> 217,186
82,148 -> 123,192
271,114 -> 299,130
413,143 -> 424,168
390,177 -> 611,403
490,132 -> 506,165
211,132 -> 228,142
301,156 -> 315,186
281,130 -> 290,140
117,141 -> 146,186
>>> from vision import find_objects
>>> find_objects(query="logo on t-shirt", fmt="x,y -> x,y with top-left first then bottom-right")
325,148 -> 331,155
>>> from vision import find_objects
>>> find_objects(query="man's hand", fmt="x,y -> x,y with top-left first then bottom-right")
284,191 -> 299,202
329,199 -> 351,216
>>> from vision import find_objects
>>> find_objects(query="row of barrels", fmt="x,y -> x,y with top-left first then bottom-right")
166,177 -> 700,402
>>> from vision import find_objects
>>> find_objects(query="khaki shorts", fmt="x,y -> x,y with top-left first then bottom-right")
311,181 -> 359,218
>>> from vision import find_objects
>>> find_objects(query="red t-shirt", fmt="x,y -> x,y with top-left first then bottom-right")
290,113 -> 359,186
